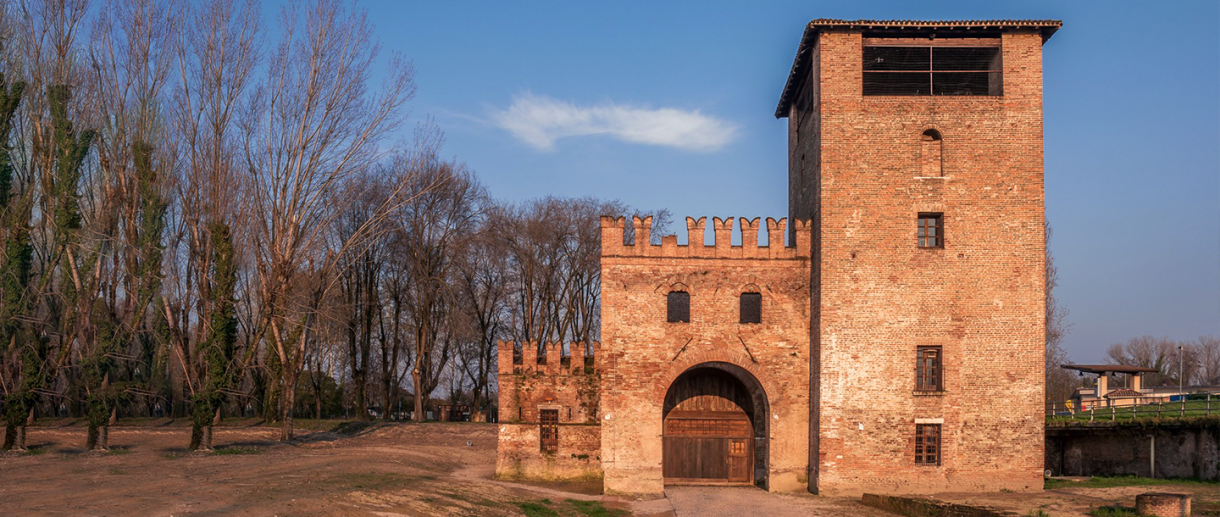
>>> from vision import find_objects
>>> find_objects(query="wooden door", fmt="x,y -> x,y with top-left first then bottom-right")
663,413 -> 752,483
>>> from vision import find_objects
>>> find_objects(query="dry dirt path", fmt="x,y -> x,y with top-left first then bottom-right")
663,486 -> 890,517
0,421 -> 625,516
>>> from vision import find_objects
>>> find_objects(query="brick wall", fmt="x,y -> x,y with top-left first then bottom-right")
599,216 -> 812,496
495,340 -> 602,481
796,29 -> 1049,495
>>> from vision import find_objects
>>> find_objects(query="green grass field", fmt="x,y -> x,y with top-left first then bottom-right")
1047,399 -> 1216,424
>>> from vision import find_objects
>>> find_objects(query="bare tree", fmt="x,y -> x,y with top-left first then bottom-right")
396,154 -> 485,422
242,0 -> 414,440
1044,222 -> 1076,404
1194,335 -> 1220,386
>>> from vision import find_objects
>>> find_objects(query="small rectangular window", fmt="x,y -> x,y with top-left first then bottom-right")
918,213 -> 943,248
739,293 -> 761,324
915,424 -> 941,465
916,347 -> 942,391
667,291 -> 690,323
540,409 -> 559,453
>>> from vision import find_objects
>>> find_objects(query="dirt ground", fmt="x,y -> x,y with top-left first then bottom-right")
1,420 -> 627,516
1,421 -> 1216,516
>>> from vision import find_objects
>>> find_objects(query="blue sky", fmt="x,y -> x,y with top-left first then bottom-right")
349,1 -> 1219,364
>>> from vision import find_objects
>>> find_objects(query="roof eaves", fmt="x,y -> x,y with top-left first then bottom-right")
774,19 -> 1062,118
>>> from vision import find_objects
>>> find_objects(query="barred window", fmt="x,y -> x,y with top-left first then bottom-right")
916,347 -> 942,391
918,213 -> 943,248
667,291 -> 690,323
739,292 -> 761,324
864,46 -> 1002,96
539,409 -> 559,453
915,424 -> 941,465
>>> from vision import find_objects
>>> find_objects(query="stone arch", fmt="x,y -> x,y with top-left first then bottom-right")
659,352 -> 775,488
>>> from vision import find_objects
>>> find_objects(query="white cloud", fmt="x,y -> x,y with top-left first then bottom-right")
490,93 -> 737,152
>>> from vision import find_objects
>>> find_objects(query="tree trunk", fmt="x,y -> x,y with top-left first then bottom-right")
89,425 -> 109,452
280,372 -> 296,441
26,406 -> 34,426
3,423 -> 27,451
108,406 -> 117,426
213,406 -> 222,426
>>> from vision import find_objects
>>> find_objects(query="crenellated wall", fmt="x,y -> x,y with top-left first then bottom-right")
599,215 -> 813,496
495,341 -> 602,481
600,215 -> 811,260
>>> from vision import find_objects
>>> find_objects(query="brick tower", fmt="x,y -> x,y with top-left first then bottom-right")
776,19 -> 1061,494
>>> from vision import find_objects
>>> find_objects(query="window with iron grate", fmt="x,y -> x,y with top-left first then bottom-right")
916,346 -> 942,391
864,46 -> 1002,96
915,424 -> 941,465
539,409 -> 559,453
739,292 -> 761,324
667,291 -> 690,323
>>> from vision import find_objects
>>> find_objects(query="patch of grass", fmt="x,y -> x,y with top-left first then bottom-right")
106,448 -> 131,455
1046,475 -> 1219,490
1088,505 -> 1138,517
164,452 -> 183,459
567,499 -> 628,517
1026,511 -> 1050,517
515,500 -> 560,517
213,447 -> 261,455
23,448 -> 46,456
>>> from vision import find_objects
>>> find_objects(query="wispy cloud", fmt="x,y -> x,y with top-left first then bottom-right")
490,93 -> 737,152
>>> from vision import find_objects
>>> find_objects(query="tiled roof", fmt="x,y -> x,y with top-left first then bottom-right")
805,19 -> 1063,30
775,19 -> 1063,118
1105,389 -> 1143,398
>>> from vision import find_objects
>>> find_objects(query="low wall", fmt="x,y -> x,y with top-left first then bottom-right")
495,423 -> 601,481
1045,421 -> 1220,480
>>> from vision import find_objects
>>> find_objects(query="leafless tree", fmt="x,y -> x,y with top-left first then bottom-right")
1044,222 -> 1076,404
1194,335 -> 1220,386
241,0 -> 415,440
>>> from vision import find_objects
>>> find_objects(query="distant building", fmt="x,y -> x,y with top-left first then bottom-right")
498,18 -> 1061,497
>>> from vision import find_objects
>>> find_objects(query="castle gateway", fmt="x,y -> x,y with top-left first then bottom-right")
496,18 -> 1060,497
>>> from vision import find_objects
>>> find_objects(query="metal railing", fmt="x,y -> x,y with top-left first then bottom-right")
1046,394 -> 1215,423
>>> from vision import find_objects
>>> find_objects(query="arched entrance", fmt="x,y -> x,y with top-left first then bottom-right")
662,362 -> 768,487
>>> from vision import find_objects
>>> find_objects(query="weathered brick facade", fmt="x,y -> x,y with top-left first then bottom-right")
497,18 -> 1059,498
495,341 -> 602,481
599,216 -> 813,495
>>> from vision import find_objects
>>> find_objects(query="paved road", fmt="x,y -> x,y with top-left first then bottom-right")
660,486 -> 891,517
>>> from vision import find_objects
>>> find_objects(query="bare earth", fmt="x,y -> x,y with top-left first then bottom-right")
1,422 -> 1215,516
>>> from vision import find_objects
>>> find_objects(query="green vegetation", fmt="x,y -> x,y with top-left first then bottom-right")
1088,506 -> 1138,517
1026,510 -> 1051,517
1048,400 -> 1217,425
1046,475 -> 1220,490
512,499 -> 627,517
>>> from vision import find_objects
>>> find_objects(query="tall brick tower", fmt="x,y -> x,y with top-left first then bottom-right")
776,20 -> 1061,494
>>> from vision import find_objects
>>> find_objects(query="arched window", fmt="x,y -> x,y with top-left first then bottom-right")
921,129 -> 943,177
667,291 -> 690,323
739,292 -> 761,324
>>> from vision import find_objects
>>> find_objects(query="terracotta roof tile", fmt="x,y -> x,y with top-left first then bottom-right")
1104,389 -> 1143,398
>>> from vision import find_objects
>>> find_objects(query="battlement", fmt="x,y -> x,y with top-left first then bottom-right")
599,215 -> 810,259
497,340 -> 598,376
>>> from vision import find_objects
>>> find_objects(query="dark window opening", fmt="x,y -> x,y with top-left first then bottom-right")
918,213 -> 943,248
916,346 -> 942,391
915,424 -> 942,465
667,291 -> 690,323
864,46 -> 1002,96
739,292 -> 762,324
540,409 -> 559,453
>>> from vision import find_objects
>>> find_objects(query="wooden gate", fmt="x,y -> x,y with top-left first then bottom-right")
662,368 -> 755,484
